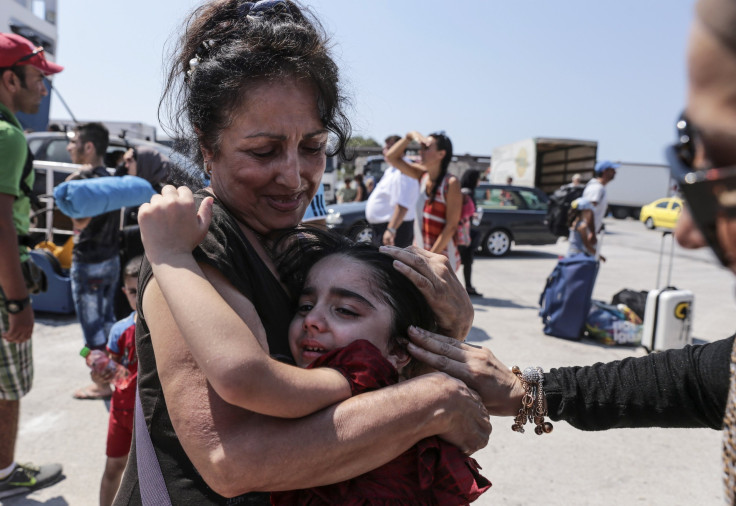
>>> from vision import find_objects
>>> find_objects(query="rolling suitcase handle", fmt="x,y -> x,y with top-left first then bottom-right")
655,231 -> 676,289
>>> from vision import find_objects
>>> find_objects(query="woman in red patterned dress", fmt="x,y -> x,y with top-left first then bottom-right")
385,132 -> 463,270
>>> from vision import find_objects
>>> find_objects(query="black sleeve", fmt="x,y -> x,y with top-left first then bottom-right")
544,335 -> 734,431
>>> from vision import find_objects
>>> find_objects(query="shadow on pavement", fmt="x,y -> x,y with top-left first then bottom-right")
472,297 -> 538,310
5,492 -> 68,506
466,326 -> 491,343
477,250 -> 560,260
568,335 -> 709,351
32,313 -> 77,327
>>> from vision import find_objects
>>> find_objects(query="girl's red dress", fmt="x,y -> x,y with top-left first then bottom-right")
271,339 -> 491,505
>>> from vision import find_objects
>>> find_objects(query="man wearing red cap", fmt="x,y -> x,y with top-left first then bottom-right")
0,32 -> 63,499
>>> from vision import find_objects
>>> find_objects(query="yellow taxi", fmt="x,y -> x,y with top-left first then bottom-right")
639,197 -> 684,230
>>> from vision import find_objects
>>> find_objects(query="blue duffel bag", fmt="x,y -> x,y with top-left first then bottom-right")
539,254 -> 599,340
54,175 -> 156,219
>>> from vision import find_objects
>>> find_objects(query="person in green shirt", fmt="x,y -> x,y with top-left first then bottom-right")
0,32 -> 64,500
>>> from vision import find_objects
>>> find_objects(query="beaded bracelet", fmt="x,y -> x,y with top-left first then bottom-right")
511,366 -> 553,435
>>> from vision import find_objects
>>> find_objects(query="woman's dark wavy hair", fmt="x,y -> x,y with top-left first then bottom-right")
428,132 -> 453,203
460,169 -> 480,191
274,226 -> 437,377
159,0 -> 351,180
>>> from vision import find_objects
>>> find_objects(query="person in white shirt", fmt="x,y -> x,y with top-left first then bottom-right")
365,135 -> 419,247
582,160 -> 618,233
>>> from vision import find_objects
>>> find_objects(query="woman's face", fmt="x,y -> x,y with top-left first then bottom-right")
419,136 -> 445,167
288,254 -> 404,369
123,148 -> 137,176
676,20 -> 736,273
206,78 -> 328,235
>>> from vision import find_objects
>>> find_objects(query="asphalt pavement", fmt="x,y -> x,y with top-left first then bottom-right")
4,217 -> 732,505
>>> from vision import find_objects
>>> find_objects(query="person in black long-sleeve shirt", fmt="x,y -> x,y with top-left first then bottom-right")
546,336 -> 732,431
401,0 -> 736,500
407,327 -> 732,430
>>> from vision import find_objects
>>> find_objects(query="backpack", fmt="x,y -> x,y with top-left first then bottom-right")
546,185 -> 584,237
455,193 -> 475,246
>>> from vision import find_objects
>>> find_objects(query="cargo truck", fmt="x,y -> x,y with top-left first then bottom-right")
605,162 -> 678,219
490,137 -> 598,194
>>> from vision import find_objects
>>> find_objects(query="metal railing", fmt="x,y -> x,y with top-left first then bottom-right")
29,160 -> 81,243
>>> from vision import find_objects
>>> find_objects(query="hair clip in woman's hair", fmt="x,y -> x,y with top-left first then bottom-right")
238,0 -> 291,19
186,55 -> 201,79
186,40 -> 215,79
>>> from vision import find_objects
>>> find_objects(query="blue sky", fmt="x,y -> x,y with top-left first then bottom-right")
48,0 -> 695,163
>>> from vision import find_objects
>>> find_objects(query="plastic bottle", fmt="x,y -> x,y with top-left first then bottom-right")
80,347 -> 130,388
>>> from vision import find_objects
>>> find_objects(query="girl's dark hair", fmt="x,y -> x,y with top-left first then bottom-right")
159,0 -> 351,174
428,132 -> 453,203
274,226 -> 437,377
460,169 -> 480,191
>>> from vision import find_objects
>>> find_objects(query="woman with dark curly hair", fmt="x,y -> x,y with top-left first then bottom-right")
114,2 -> 488,504
139,220 -> 491,503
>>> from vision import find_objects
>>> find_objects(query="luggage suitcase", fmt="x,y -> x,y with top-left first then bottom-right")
539,253 -> 599,340
641,232 -> 693,352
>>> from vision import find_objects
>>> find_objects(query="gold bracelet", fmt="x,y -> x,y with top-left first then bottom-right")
511,366 -> 553,435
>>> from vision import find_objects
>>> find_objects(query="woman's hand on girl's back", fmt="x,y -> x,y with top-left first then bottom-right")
406,372 -> 492,455
138,185 -> 214,265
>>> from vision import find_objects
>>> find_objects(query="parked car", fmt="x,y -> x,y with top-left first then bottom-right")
639,196 -> 684,230
473,183 -> 558,256
324,201 -> 374,243
325,183 -> 557,257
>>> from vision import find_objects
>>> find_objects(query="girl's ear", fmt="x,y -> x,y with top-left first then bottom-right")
387,341 -> 411,372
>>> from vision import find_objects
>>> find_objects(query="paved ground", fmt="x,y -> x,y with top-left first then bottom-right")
4,217 -> 731,505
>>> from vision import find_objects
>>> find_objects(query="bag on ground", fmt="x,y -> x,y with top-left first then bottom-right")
586,300 -> 643,346
611,289 -> 648,321
539,254 -> 599,340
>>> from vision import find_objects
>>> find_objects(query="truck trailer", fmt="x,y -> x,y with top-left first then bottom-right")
490,137 -> 598,194
605,162 -> 677,219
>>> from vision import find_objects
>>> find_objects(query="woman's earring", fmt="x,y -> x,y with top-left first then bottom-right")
204,160 -> 212,176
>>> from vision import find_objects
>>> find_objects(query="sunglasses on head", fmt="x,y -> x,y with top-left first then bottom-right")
12,46 -> 44,67
667,113 -> 736,266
